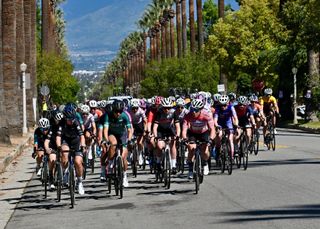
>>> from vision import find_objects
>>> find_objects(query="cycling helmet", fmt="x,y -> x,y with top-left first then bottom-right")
249,94 -> 259,102
228,92 -> 236,101
63,105 -> 76,119
52,110 -> 63,122
58,104 -> 65,112
176,98 -> 185,106
100,100 -> 107,108
154,96 -> 162,105
191,99 -> 204,109
112,100 -> 125,113
81,105 -> 90,114
38,118 -> 50,129
123,98 -> 130,108
139,99 -> 146,109
131,99 -> 140,108
206,92 -> 212,98
65,102 -> 77,111
264,88 -> 273,95
219,95 -> 230,105
105,103 -> 113,114
213,93 -> 221,102
89,100 -> 97,108
97,101 -> 102,108
161,97 -> 173,108
238,96 -> 248,105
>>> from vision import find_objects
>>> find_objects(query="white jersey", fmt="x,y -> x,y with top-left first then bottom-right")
129,107 -> 146,125
83,113 -> 95,130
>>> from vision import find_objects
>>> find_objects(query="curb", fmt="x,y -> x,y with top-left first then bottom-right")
280,124 -> 320,134
0,133 -> 33,174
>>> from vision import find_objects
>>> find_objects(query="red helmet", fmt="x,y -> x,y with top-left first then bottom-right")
154,96 -> 163,105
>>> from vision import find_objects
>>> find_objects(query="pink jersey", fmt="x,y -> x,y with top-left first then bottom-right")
183,110 -> 215,134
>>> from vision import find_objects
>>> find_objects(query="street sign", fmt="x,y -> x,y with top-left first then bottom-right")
25,73 -> 31,89
40,85 -> 50,96
217,84 -> 225,92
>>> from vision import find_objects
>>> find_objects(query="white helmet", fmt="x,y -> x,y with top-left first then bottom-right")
206,92 -> 212,98
161,97 -> 173,108
81,104 -> 90,114
213,93 -> 221,102
237,96 -> 247,105
176,98 -> 185,106
89,100 -> 97,108
38,118 -> 50,129
219,95 -> 230,105
191,99 -> 204,109
130,99 -> 140,108
100,100 -> 107,108
264,88 -> 273,95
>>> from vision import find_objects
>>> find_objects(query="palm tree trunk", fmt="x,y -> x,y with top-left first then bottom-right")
196,0 -> 204,51
170,10 -> 175,58
156,28 -> 161,62
41,0 -> 56,53
189,0 -> 196,53
30,0 -> 37,119
161,23 -> 166,59
181,0 -> 187,56
3,0 -> 21,134
16,0 -> 25,131
165,19 -> 170,58
176,0 -> 182,58
218,0 -> 224,18
0,0 -> 11,143
307,49 -> 320,121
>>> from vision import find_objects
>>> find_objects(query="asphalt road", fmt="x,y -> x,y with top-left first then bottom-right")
3,128 -> 320,229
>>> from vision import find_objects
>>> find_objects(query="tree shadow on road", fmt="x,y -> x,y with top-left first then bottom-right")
248,158 -> 320,169
217,204 -> 320,223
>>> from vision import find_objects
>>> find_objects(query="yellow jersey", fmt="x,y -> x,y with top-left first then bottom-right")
259,96 -> 277,106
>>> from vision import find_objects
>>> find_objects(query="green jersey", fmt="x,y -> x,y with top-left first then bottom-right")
103,112 -> 131,136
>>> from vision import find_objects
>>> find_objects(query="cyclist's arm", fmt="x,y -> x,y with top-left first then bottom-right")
153,122 -> 158,138
56,126 -> 62,148
181,118 -> 188,139
231,107 -> 239,127
44,138 -> 51,153
207,116 -> 215,140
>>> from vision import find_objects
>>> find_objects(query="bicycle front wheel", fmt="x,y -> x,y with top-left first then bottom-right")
164,149 -> 171,189
42,161 -> 48,199
194,152 -> 200,194
242,137 -> 249,170
69,165 -> 75,208
116,156 -> 124,199
56,163 -> 62,202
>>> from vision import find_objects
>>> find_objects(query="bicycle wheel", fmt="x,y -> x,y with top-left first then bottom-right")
116,156 -> 124,199
242,136 -> 249,170
270,127 -> 276,151
69,165 -> 75,208
132,146 -> 138,178
235,142 -> 241,169
82,151 -> 87,180
91,144 -> 95,173
180,144 -> 185,174
220,147 -> 225,174
42,160 -> 48,199
194,151 -> 200,194
164,149 -> 171,189
225,142 -> 233,175
254,130 -> 260,155
56,162 -> 63,202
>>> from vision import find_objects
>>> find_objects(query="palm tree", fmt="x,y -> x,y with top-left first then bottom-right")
0,0 -> 11,143
3,0 -> 20,134
30,0 -> 37,104
189,0 -> 196,53
196,0 -> 204,51
181,0 -> 187,56
175,0 -> 182,58
218,0 -> 227,90
41,0 -> 56,53
218,0 -> 224,18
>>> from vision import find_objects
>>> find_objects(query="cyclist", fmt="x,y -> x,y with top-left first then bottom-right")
228,92 -> 237,106
259,88 -> 280,139
234,96 -> 256,153
182,99 -> 215,179
175,98 -> 189,128
102,100 -> 133,187
248,94 -> 266,129
129,99 -> 147,165
152,98 -> 180,175
214,95 -> 239,162
33,118 -> 51,177
89,100 -> 103,122
56,104 -> 86,195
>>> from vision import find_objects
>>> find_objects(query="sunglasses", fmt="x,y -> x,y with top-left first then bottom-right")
191,108 -> 201,113
83,113 -> 89,116
132,107 -> 138,110
114,110 -> 122,114
40,128 -> 49,132
177,106 -> 184,109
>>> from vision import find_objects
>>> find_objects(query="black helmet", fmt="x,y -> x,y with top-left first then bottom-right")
105,103 -> 113,114
63,104 -> 76,119
52,110 -> 63,121
112,100 -> 125,113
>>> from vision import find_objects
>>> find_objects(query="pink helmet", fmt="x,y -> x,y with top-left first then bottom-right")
139,99 -> 146,109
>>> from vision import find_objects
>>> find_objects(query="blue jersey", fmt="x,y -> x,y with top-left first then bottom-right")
214,105 -> 237,129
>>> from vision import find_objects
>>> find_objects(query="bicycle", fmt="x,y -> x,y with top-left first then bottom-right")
106,142 -> 124,199
265,114 -> 276,151
54,149 -> 63,202
176,138 -> 186,174
129,137 -> 138,178
249,126 -> 260,155
155,137 -> 172,189
41,153 -> 49,199
186,140 -> 206,194
235,127 -> 249,170
217,128 -> 233,175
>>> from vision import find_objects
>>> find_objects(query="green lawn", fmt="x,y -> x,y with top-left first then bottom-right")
300,121 -> 320,129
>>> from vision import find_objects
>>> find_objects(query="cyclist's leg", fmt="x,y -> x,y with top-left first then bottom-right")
228,131 -> 235,159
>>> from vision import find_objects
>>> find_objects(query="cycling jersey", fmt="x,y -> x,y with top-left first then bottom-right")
103,112 -> 132,136
129,107 -> 146,125
154,108 -> 179,131
174,107 -> 189,123
249,103 -> 263,116
83,113 -> 95,130
234,104 -> 253,128
34,127 -> 50,148
57,119 -> 84,139
76,112 -> 84,125
214,105 -> 237,129
183,109 -> 214,134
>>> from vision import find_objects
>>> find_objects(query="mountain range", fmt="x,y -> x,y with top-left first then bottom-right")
61,0 -> 239,71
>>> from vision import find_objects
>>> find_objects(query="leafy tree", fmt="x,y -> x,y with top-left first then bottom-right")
140,54 -> 219,97
37,53 -> 80,104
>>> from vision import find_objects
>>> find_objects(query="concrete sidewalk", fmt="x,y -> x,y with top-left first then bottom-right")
0,132 -> 33,174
